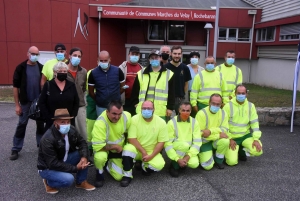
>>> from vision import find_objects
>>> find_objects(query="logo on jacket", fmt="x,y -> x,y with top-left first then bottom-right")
74,8 -> 89,40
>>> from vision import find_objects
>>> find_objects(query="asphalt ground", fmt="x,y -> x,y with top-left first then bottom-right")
1,103 -> 300,201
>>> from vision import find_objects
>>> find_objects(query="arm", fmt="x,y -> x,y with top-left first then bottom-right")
184,81 -> 189,94
88,72 -> 96,101
184,67 -> 192,94
38,82 -> 51,120
12,66 -> 21,115
220,73 -> 229,103
119,68 -> 125,94
40,74 -> 47,89
186,120 -> 202,157
82,70 -> 87,93
190,75 -> 200,107
91,120 -> 108,152
164,120 -> 181,161
250,104 -> 261,140
150,142 -> 165,158
130,75 -> 140,106
128,138 -> 147,156
13,87 -> 21,116
166,75 -> 175,111
72,84 -> 80,117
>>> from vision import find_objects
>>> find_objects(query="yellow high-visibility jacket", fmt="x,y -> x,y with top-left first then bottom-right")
223,98 -> 261,140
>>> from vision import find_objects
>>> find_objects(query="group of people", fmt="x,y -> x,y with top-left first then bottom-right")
10,43 -> 263,194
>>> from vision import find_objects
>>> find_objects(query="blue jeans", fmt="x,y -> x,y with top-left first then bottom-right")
12,102 -> 44,151
39,151 -> 88,188
96,105 -> 106,117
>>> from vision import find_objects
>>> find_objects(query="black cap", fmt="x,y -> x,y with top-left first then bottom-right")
148,49 -> 161,58
129,46 -> 140,53
55,43 -> 66,51
189,51 -> 200,58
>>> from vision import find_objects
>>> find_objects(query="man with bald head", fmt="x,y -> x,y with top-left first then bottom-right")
160,45 -> 171,65
88,50 -> 125,116
10,46 -> 45,160
121,100 -> 168,187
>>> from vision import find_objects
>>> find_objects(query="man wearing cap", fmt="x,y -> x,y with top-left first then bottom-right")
131,49 -> 175,121
41,43 -> 68,87
119,46 -> 143,116
37,109 -> 95,194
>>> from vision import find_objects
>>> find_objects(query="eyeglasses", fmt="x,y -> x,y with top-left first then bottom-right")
29,52 -> 39,56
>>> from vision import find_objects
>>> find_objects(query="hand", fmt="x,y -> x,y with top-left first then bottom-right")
141,151 -> 148,159
79,157 -> 89,169
15,104 -> 22,116
134,104 -> 138,108
192,106 -> 198,113
252,140 -> 262,152
142,154 -> 154,162
229,139 -> 237,150
166,109 -> 173,117
113,144 -> 123,153
183,155 -> 190,164
202,129 -> 211,138
219,132 -> 228,139
177,159 -> 187,168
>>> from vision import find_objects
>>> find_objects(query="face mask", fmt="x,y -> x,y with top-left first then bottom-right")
226,58 -> 235,65
150,60 -> 160,67
180,112 -> 190,121
190,58 -> 199,65
58,124 -> 70,135
99,62 -> 109,70
161,53 -> 169,60
236,94 -> 246,102
206,64 -> 215,71
56,53 -> 65,61
142,109 -> 153,119
129,55 -> 139,63
210,105 -> 220,113
30,55 -> 38,63
56,73 -> 67,81
71,57 -> 81,66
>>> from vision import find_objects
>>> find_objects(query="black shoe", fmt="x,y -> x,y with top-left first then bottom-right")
120,176 -> 132,187
10,150 -> 18,160
215,162 -> 225,169
142,169 -> 151,176
239,155 -> 247,162
134,160 -> 142,171
169,166 -> 179,177
95,172 -> 104,188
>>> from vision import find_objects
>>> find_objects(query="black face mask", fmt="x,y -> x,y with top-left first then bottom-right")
56,73 -> 67,81
161,53 -> 169,60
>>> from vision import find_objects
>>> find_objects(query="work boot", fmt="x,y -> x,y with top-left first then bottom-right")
120,176 -> 132,187
76,180 -> 95,191
239,155 -> 247,162
95,172 -> 104,188
215,162 -> 225,169
169,165 -> 179,177
134,160 -> 142,171
43,179 -> 59,194
10,150 -> 19,160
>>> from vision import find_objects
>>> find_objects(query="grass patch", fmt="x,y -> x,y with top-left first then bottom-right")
0,87 -> 14,102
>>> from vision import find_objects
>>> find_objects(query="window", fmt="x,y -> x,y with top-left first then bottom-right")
148,21 -> 164,40
256,27 -> 275,42
280,23 -> 300,41
218,28 -> 251,42
168,21 -> 185,41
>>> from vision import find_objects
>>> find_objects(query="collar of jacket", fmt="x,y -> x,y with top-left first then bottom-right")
50,78 -> 74,90
177,115 -> 191,123
20,59 -> 43,68
142,64 -> 167,74
50,124 -> 66,140
232,97 -> 249,106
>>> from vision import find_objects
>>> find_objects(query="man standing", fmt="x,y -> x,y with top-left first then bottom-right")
121,101 -> 168,187
216,50 -> 243,103
92,101 -> 131,187
119,46 -> 143,116
40,43 -> 68,87
195,94 -> 230,170
160,45 -> 171,65
165,102 -> 202,177
88,51 -> 125,116
37,109 -> 95,194
10,46 -> 45,160
66,47 -> 87,140
223,85 -> 263,166
190,56 -> 227,114
131,49 -> 175,121
165,46 -> 191,114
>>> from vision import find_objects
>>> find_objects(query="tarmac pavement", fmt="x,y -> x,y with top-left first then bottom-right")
1,103 -> 300,201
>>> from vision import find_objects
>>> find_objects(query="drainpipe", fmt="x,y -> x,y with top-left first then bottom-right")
98,7 -> 102,54
248,10 -> 257,83
213,0 -> 220,59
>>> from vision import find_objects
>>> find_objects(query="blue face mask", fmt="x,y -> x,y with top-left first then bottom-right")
56,53 -> 65,61
236,94 -> 246,102
150,60 -> 160,67
30,55 -> 38,63
142,109 -> 153,119
130,55 -> 139,63
59,124 -> 70,135
99,62 -> 109,70
226,58 -> 235,65
210,105 -> 220,113
191,58 -> 199,65
71,57 -> 81,66
206,64 -> 215,71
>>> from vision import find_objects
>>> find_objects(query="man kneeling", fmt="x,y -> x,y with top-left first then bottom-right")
37,109 -> 95,194
121,101 -> 168,187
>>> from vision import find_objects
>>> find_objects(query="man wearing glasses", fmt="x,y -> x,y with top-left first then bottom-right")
40,43 -> 68,87
10,46 -> 45,160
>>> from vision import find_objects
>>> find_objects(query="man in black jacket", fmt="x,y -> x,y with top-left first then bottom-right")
10,46 -> 45,160
37,109 -> 95,194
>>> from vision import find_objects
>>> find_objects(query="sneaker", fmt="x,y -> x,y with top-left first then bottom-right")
215,162 -> 225,169
120,176 -> 132,187
169,166 -> 179,178
43,179 -> 59,194
95,172 -> 104,188
76,180 -> 95,191
10,150 -> 18,160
